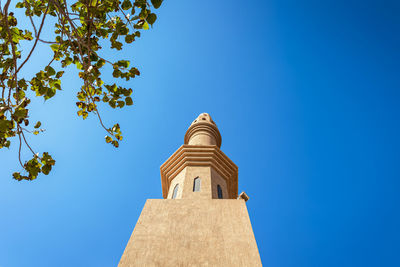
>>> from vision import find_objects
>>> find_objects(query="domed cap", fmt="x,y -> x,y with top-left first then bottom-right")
190,113 -> 216,126
184,113 -> 222,147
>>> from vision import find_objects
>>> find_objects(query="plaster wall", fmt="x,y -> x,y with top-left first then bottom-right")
188,132 -> 217,146
167,168 -> 186,199
211,168 -> 228,199
118,199 -> 262,267
183,166 -> 212,199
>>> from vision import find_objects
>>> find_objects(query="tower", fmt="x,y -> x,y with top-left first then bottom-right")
118,113 -> 262,266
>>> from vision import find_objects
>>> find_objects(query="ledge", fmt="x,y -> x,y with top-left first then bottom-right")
160,145 -> 238,199
184,122 -> 222,147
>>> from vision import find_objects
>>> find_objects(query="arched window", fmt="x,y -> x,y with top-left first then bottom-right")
193,177 -> 201,192
217,185 -> 223,199
172,184 -> 179,199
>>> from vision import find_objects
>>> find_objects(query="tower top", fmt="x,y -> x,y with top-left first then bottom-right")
190,113 -> 215,126
184,113 -> 222,147
161,113 -> 237,199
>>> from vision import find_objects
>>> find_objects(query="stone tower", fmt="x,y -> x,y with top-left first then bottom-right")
118,113 -> 262,266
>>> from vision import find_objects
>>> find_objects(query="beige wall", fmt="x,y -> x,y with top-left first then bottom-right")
166,166 -> 230,200
119,199 -> 262,267
167,168 -> 186,199
188,131 -> 217,146
211,168 -> 228,199
183,166 -> 212,199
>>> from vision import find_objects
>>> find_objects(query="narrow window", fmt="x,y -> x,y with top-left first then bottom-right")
193,177 -> 201,192
217,185 -> 223,199
172,184 -> 179,199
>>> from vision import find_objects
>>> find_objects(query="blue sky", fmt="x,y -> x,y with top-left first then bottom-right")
1,0 -> 399,266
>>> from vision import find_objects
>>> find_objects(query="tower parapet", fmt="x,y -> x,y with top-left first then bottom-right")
184,113 -> 222,147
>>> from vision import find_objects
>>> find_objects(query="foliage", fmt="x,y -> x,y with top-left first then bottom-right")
0,0 -> 163,181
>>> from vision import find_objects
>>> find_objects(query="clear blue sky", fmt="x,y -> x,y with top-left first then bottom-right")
1,0 -> 399,266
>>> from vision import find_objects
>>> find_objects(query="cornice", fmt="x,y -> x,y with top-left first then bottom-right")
160,145 -> 238,199
184,122 -> 222,148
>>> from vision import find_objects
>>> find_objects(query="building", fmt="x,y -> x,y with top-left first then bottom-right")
118,113 -> 262,266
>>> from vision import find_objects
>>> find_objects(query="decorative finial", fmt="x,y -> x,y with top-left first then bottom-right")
190,113 -> 216,126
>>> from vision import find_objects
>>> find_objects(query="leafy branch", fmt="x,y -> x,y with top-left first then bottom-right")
0,0 -> 163,181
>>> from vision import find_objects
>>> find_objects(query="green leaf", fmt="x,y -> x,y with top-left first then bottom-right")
42,152 -> 55,166
112,124 -> 121,133
11,28 -> 22,43
151,0 -> 163,9
45,87 -> 56,100
23,31 -> 33,41
50,44 -> 59,52
45,66 -> 56,76
121,0 -> 133,10
42,164 -> 52,175
56,71 -> 65,79
13,172 -> 22,181
62,57 -> 72,67
24,157 -> 42,180
111,41 -> 123,50
112,140 -> 119,148
125,97 -> 133,106
18,79 -> 28,89
13,108 -> 28,122
82,111 -> 88,119
109,100 -> 117,108
0,119 -> 13,134
34,121 -> 41,128
117,101 -> 125,108
125,34 -> 135,43
37,85 -> 47,97
96,59 -> 105,68
53,80 -> 61,90
147,13 -> 157,26
13,90 -> 25,101
76,62 -> 83,70
112,69 -> 122,78
116,60 -> 130,68
105,136 -> 112,143
116,134 -> 123,141
123,88 -> 133,96
77,92 -> 86,101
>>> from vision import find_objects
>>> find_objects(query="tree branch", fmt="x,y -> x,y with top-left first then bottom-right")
17,3 -> 50,73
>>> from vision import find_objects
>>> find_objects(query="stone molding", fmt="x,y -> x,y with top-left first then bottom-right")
184,122 -> 222,148
160,145 -> 238,199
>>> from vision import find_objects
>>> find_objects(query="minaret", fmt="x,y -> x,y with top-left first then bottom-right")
161,113 -> 237,200
118,113 -> 262,266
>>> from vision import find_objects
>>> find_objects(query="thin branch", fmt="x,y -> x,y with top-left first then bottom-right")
27,9 -> 38,36
20,128 -> 37,156
118,7 -> 135,32
17,131 -> 24,168
4,0 -> 18,106
27,12 -> 56,44
38,39 -> 57,44
17,3 -> 50,73
93,102 -> 112,135
3,0 -> 11,14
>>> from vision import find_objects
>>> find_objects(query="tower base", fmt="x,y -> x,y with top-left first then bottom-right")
119,199 -> 262,266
